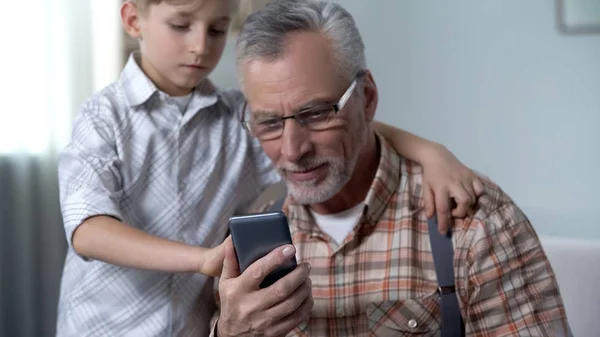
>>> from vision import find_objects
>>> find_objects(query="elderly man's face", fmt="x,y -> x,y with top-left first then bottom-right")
242,31 -> 376,204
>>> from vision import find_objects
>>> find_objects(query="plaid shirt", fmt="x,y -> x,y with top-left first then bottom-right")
280,134 -> 571,337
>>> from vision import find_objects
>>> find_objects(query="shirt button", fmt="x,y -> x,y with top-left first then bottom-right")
408,318 -> 418,329
179,182 -> 186,191
298,320 -> 308,331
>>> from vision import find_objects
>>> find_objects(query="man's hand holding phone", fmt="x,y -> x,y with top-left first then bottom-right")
216,237 -> 313,337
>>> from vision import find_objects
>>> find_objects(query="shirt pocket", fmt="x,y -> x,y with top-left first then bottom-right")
365,294 -> 441,337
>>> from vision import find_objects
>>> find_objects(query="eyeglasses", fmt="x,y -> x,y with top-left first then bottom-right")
241,71 -> 365,141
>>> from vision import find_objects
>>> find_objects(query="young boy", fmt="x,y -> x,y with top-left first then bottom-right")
55,0 -> 483,336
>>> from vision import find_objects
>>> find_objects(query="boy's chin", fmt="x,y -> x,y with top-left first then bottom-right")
174,79 -> 205,92
177,73 -> 212,88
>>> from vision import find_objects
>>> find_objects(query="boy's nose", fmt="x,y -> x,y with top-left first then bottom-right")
190,31 -> 209,56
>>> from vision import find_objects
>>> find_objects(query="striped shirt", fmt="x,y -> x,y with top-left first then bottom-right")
281,134 -> 570,336
56,53 -> 279,337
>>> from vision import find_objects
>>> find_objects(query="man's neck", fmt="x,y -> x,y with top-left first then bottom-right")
310,132 -> 380,215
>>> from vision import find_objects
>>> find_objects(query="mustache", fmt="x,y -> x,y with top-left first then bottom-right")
277,157 -> 330,172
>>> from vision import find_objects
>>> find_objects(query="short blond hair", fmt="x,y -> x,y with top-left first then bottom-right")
123,0 -> 161,13
124,0 -> 238,14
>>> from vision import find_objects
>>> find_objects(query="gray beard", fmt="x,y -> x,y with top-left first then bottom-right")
280,124 -> 369,205
282,151 -> 361,204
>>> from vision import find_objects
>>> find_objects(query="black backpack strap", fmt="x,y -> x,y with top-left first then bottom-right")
427,215 -> 466,337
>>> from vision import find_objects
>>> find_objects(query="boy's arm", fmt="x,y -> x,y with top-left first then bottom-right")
73,216 -> 224,275
372,121 -> 484,233
59,102 -> 223,276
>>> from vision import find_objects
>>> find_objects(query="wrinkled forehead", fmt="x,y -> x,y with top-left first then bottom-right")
242,62 -> 345,119
241,32 -> 346,109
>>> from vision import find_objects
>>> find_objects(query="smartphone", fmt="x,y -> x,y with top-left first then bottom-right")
228,211 -> 297,288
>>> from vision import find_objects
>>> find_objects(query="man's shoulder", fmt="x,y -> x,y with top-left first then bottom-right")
396,157 -> 521,222
456,176 -> 534,250
396,159 -> 531,240
383,149 -> 518,210
471,176 -> 519,218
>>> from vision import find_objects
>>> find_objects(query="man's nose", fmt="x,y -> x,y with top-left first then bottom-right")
281,119 -> 312,163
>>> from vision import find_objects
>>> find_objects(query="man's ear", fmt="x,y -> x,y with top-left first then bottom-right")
121,1 -> 143,39
360,70 -> 378,123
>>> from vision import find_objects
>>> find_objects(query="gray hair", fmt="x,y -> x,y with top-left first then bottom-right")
235,0 -> 366,84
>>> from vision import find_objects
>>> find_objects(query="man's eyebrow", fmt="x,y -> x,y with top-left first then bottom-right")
296,98 -> 336,111
252,111 -> 280,120
250,97 -> 336,120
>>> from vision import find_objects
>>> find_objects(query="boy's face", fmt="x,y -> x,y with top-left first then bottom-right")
127,0 -> 231,96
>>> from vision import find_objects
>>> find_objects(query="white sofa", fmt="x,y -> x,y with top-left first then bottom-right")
540,236 -> 600,337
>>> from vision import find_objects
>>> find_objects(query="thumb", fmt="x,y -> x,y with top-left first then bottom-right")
220,236 -> 240,280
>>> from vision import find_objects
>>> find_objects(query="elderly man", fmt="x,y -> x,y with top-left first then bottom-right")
212,0 -> 571,336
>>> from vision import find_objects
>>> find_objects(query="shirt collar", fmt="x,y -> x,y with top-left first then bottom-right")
362,132 -> 402,226
285,132 -> 402,231
120,52 -> 218,110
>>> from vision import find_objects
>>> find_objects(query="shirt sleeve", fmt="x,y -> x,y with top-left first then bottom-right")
58,98 -> 124,257
464,203 -> 572,336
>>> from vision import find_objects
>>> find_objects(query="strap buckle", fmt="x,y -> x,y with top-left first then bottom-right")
438,285 -> 456,295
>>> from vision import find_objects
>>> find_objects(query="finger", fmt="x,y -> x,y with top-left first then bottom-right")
435,189 -> 450,235
219,236 -> 240,280
242,244 -> 297,290
472,178 -> 485,197
462,181 -> 476,205
262,276 -> 312,323
450,185 -> 472,218
264,291 -> 314,337
423,181 -> 435,218
258,262 -> 310,311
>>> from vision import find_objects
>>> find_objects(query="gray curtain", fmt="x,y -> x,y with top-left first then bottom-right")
0,2 -> 108,336
0,155 -> 67,337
